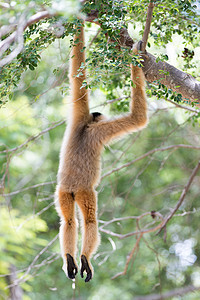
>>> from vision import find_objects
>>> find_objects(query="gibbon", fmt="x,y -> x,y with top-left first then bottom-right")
55,21 -> 148,282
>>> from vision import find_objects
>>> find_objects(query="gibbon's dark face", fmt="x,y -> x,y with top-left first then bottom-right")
91,112 -> 105,122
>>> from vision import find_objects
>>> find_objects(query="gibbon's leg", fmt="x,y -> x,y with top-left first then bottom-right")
58,189 -> 78,279
75,189 -> 100,282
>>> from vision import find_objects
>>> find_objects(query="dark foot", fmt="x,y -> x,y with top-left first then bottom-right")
66,253 -> 78,279
80,255 -> 92,282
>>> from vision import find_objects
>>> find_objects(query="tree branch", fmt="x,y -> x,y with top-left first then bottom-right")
166,98 -> 200,114
0,11 -> 55,67
2,181 -> 56,197
1,6 -> 199,103
6,234 -> 59,288
110,211 -> 164,279
157,160 -> 200,234
142,0 -> 155,51
100,218 -> 165,240
84,7 -> 200,104
99,211 -> 165,240
0,13 -> 26,67
117,28 -> 200,103
112,233 -> 143,279
7,265 -> 23,300
134,285 -> 200,300
101,144 -> 200,180
142,52 -> 200,104
0,119 -> 65,154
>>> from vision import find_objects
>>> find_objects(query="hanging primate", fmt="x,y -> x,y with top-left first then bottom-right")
55,21 -> 148,282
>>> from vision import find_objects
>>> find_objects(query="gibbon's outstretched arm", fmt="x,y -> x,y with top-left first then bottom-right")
70,22 -> 90,123
89,64 -> 147,144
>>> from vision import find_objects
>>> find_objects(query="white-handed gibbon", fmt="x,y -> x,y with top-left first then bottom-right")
55,21 -> 148,282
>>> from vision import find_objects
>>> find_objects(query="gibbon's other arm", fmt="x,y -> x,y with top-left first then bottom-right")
70,22 -> 90,123
89,64 -> 148,144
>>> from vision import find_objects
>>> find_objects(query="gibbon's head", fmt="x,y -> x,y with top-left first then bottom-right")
91,112 -> 105,123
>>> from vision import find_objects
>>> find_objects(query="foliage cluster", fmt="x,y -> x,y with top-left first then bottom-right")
0,0 -> 200,106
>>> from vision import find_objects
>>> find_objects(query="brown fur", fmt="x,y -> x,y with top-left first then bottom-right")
55,22 -> 148,282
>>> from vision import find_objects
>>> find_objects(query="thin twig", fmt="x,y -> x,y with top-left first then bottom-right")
166,98 -> 200,114
100,219 -> 165,239
142,0 -> 155,52
111,211 -> 163,279
6,234 -> 59,288
88,28 -> 101,48
2,181 -> 56,197
157,160 -> 200,234
112,233 -> 143,279
91,96 -> 129,109
101,144 -> 200,179
0,253 -> 60,278
16,202 -> 54,231
99,212 -> 163,228
0,119 -> 65,154
134,285 -> 200,300
100,211 -> 164,240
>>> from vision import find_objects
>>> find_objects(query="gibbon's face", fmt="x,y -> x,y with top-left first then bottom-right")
91,112 -> 106,123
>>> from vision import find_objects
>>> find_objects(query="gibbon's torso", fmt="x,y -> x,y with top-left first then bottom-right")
57,121 -> 103,193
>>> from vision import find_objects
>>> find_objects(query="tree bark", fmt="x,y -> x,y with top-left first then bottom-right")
142,52 -> 200,103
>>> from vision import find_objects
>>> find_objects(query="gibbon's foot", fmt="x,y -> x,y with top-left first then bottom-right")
80,255 -> 92,282
66,254 -> 78,279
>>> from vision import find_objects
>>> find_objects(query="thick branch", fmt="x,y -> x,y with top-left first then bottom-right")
117,28 -> 200,103
142,52 -> 200,103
